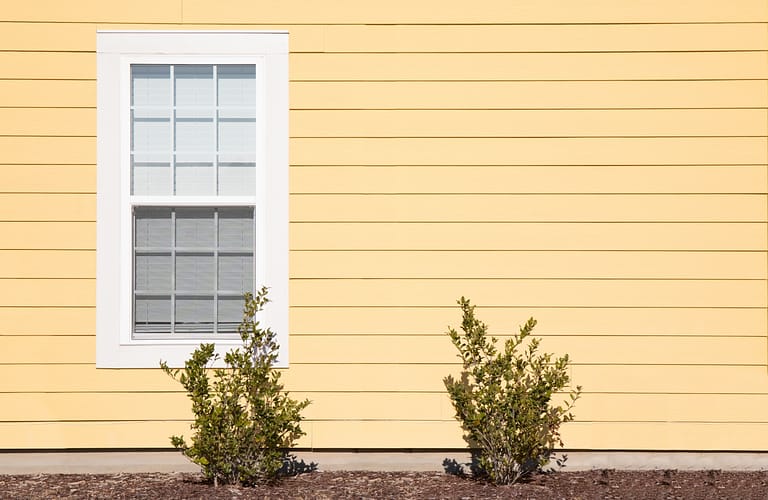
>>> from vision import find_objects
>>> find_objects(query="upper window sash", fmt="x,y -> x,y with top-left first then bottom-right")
122,57 -> 267,203
129,63 -> 262,199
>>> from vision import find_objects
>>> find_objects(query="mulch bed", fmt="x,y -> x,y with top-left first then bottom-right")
1,470 -> 767,499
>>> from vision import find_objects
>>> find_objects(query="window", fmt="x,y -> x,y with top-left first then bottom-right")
96,32 -> 288,368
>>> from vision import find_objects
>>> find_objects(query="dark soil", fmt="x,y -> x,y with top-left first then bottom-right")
1,470 -> 767,499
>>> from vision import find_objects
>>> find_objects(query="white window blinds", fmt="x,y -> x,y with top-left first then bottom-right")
133,207 -> 255,335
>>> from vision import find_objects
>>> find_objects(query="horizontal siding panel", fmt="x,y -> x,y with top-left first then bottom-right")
317,420 -> 768,449
292,109 -> 768,138
291,194 -> 766,222
300,393 -> 768,424
0,250 -> 94,278
285,365 -> 768,394
182,0 -> 768,24
0,365 -> 176,393
0,52 -> 94,80
292,81 -> 768,109
307,420 -> 462,449
321,24 -> 768,52
0,23 -> 112,52
2,0 -> 182,22
0,392 -> 440,423
3,420 -> 768,450
6,392 -> 768,424
321,421 -> 768,450
0,222 -> 94,250
290,335 -> 764,366
0,421 -> 191,449
0,279 -> 94,307
290,223 -> 766,251
0,81 -> 95,107
289,279 -> 766,308
290,166 -> 768,195
291,307 -> 767,336
563,422 -> 768,451
0,137 -> 94,164
576,365 -> 768,394
290,53 -> 768,81
302,392 -> 452,422
6,363 -> 768,394
577,393 -> 768,423
0,393 -> 190,422
291,251 -> 766,279
0,194 -> 94,221
3,23 -> 765,53
291,138 -> 768,165
0,308 -> 94,335
0,23 -> 323,52
0,165 -> 95,193
0,108 -> 94,136
0,336 -> 93,364
7,52 -> 766,81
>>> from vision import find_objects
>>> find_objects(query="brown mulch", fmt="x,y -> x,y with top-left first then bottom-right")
1,470 -> 767,499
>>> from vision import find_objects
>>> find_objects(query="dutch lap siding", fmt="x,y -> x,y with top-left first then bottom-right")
1,0 -> 767,450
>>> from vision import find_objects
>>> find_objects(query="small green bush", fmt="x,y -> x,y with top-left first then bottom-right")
444,297 -> 581,485
161,287 -> 310,486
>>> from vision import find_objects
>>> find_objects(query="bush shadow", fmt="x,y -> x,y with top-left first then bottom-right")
442,452 -> 483,479
280,453 -> 318,477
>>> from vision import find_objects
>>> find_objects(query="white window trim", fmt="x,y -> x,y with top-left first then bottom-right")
96,31 -> 289,368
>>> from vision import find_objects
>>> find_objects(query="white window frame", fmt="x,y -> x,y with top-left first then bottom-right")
96,31 -> 289,368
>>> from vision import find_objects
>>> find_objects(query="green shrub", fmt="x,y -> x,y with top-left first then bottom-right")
161,287 -> 310,486
443,297 -> 581,485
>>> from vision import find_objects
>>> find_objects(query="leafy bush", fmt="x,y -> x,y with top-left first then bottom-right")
161,287 -> 310,486
443,297 -> 581,485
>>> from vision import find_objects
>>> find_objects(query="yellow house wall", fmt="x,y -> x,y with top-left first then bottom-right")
0,0 -> 767,450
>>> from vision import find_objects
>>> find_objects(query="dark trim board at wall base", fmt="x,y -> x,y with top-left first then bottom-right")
2,450 -> 768,474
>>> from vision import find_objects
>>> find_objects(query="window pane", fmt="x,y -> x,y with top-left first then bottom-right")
134,208 -> 172,248
132,65 -> 170,107
176,253 -> 215,293
175,296 -> 214,333
175,208 -> 214,248
218,207 -> 254,249
174,65 -> 214,107
175,163 -> 215,195
132,162 -> 171,196
133,115 -> 170,153
218,164 -> 256,196
217,297 -> 243,333
135,253 -> 171,292
219,118 -> 256,154
218,65 -> 256,108
218,254 -> 253,293
175,117 -> 215,153
135,296 -> 171,334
